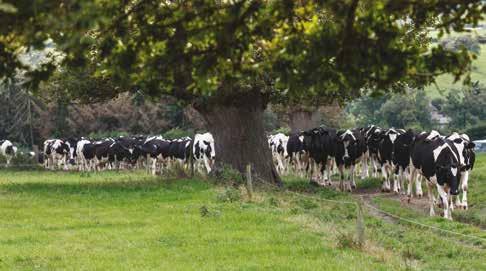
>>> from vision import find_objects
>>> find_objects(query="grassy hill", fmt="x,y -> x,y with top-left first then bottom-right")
425,28 -> 486,98
0,156 -> 485,270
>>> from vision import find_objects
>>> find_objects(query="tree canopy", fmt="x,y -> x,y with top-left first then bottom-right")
1,0 -> 484,105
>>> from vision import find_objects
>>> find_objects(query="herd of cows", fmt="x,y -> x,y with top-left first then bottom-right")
0,125 -> 477,220
268,125 -> 475,220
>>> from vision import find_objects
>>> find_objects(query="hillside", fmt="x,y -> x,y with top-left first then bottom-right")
425,28 -> 486,98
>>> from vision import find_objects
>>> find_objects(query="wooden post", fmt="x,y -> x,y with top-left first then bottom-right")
246,164 -> 253,201
356,197 -> 365,247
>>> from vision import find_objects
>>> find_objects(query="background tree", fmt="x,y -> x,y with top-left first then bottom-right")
1,0 -> 484,183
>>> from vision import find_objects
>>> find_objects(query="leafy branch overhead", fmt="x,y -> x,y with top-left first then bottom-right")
1,0 -> 484,105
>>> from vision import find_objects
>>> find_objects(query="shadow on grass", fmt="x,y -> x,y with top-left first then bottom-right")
0,177 -> 211,196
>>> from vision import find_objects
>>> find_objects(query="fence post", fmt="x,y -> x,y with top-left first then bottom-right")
246,164 -> 253,201
356,196 -> 365,247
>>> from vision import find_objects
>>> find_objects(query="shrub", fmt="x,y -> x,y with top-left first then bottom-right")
212,164 -> 244,185
464,122 -> 486,140
162,127 -> 193,140
271,126 -> 290,135
216,187 -> 241,203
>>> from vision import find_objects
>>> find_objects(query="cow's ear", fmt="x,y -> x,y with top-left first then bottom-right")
467,142 -> 476,149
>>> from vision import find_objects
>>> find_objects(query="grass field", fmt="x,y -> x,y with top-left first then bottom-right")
0,156 -> 485,270
425,28 -> 486,98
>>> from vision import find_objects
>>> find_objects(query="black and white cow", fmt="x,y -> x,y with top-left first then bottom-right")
392,129 -> 416,195
410,131 -> 460,220
446,132 -> 475,210
166,138 -> 192,165
43,139 -> 70,170
286,133 -> 307,175
193,132 -> 215,174
302,127 -> 338,186
137,136 -> 170,175
268,133 -> 289,174
76,138 -> 92,171
335,129 -> 366,191
64,138 -> 78,166
0,140 -> 17,166
364,126 -> 384,178
378,128 -> 403,192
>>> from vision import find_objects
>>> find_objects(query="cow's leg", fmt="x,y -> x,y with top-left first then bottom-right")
370,157 -> 376,177
361,152 -> 369,179
436,184 -> 452,220
203,156 -> 212,174
381,164 -> 389,192
427,181 -> 436,216
415,174 -> 423,197
325,159 -> 333,186
350,164 -> 356,191
338,164 -> 345,191
151,157 -> 157,175
460,170 -> 469,210
408,168 -> 416,200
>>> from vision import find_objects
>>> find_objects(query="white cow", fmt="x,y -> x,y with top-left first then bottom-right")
269,133 -> 289,174
193,132 -> 215,173
0,140 -> 17,166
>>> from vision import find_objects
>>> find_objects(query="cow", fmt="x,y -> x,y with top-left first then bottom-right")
377,128 -> 403,192
364,126 -> 384,178
286,133 -> 307,175
392,129 -> 416,195
446,132 -> 475,210
269,133 -> 289,174
90,138 -> 115,171
43,139 -> 70,170
335,129 -> 366,191
64,138 -> 78,166
193,132 -> 215,174
0,140 -> 17,166
76,138 -> 92,171
166,138 -> 192,168
302,127 -> 337,186
410,131 -> 460,220
138,136 -> 171,175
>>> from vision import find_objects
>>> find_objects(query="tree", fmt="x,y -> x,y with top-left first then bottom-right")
1,1 -> 485,184
442,83 -> 486,129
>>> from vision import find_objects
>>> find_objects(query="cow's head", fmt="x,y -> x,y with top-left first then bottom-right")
5,145 -> 14,155
65,139 -> 78,164
338,130 -> 356,159
435,144 -> 460,195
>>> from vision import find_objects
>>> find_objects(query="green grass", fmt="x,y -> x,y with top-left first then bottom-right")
425,29 -> 486,98
0,170 -> 399,270
0,161 -> 485,270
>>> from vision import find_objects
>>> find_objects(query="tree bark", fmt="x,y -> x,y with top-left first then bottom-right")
288,109 -> 321,133
195,91 -> 282,185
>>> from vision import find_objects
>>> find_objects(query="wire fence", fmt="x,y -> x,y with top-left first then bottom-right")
252,171 -> 486,244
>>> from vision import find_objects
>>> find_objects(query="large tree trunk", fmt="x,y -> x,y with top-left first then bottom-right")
195,91 -> 282,185
288,109 -> 321,133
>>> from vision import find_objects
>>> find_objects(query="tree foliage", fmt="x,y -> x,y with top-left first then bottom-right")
0,0 -> 485,106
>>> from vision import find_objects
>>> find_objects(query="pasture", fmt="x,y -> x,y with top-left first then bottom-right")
0,154 -> 485,270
